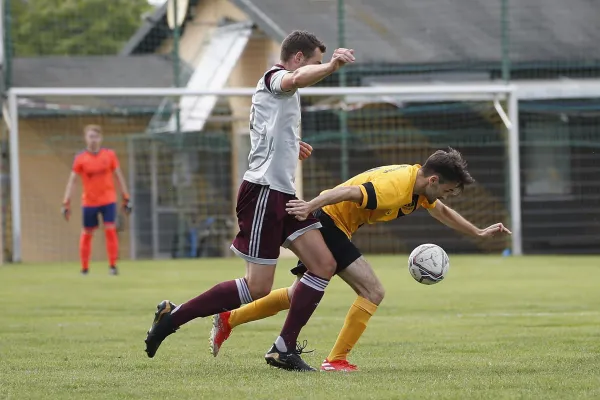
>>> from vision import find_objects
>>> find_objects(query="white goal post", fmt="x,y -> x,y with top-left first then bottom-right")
6,84 -> 522,262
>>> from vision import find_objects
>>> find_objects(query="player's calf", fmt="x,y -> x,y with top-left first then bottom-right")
266,229 -> 334,370
338,257 -> 386,305
79,228 -> 94,273
104,223 -> 119,270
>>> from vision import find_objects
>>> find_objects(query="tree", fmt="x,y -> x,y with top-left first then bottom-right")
10,0 -> 153,56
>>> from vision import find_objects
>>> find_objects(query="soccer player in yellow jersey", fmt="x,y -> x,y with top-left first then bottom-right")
210,148 -> 511,371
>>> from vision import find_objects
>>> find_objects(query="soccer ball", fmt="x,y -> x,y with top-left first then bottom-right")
408,244 -> 450,285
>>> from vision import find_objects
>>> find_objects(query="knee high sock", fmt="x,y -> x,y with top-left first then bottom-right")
170,278 -> 253,328
275,272 -> 330,352
327,296 -> 378,361
80,230 -> 93,270
104,226 -> 118,266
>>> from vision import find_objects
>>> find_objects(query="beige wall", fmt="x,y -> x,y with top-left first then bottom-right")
18,116 -> 150,263
157,0 -> 248,64
228,35 -> 279,133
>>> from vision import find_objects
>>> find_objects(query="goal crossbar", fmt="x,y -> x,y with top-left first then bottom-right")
10,85 -> 515,97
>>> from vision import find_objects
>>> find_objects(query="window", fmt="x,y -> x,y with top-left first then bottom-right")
523,121 -> 572,197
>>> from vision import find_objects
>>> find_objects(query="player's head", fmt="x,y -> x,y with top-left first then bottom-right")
83,125 -> 103,151
420,147 -> 475,203
280,30 -> 326,70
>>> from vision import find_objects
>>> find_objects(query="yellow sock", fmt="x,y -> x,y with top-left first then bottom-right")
228,287 -> 290,328
327,296 -> 378,362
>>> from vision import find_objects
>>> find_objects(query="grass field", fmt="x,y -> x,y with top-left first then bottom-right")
1,255 -> 600,399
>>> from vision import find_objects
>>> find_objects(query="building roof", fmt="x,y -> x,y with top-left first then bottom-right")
13,55 -> 178,114
121,0 -> 600,68
13,55 -> 176,88
231,0 -> 600,64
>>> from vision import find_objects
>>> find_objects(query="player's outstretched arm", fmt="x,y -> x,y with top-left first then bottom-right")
286,186 -> 363,221
281,48 -> 355,91
427,201 -> 511,237
61,172 -> 77,221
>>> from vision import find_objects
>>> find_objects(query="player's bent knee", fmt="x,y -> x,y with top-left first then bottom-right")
309,253 -> 336,279
289,230 -> 336,279
357,282 -> 385,305
367,285 -> 385,305
246,279 -> 272,300
324,255 -> 337,277
245,262 -> 275,299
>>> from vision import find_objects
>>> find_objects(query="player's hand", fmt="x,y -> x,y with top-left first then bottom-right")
299,141 -> 313,161
61,201 -> 71,221
286,199 -> 313,221
478,223 -> 512,238
122,195 -> 132,216
330,48 -> 355,70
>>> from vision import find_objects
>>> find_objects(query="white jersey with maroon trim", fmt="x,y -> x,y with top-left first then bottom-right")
242,65 -> 301,195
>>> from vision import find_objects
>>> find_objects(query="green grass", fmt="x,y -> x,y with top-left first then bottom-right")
1,255 -> 600,399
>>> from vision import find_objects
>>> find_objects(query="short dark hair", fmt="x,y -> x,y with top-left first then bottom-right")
280,30 -> 326,62
421,147 -> 475,192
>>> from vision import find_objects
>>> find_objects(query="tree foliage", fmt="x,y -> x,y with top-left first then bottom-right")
10,0 -> 153,56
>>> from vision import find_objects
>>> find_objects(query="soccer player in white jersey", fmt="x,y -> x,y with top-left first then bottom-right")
144,30 -> 355,371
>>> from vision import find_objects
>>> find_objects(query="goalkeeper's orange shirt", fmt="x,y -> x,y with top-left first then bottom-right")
323,164 -> 437,238
72,148 -> 119,207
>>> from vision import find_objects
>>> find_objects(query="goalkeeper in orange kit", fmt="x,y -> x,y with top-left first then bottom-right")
61,125 -> 132,275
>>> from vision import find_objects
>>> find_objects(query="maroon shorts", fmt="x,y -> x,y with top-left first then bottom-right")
231,180 -> 322,265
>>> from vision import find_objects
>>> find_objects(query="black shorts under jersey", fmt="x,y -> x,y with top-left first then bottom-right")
290,209 -> 362,276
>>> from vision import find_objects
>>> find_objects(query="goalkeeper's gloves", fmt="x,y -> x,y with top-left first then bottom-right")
122,195 -> 132,215
61,200 -> 71,221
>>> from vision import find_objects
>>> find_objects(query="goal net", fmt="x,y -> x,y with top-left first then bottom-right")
5,85 -> 521,263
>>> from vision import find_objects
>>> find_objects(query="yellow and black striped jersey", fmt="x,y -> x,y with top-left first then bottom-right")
322,164 -> 437,238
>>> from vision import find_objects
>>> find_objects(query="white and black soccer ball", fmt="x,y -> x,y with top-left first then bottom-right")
408,244 -> 450,285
